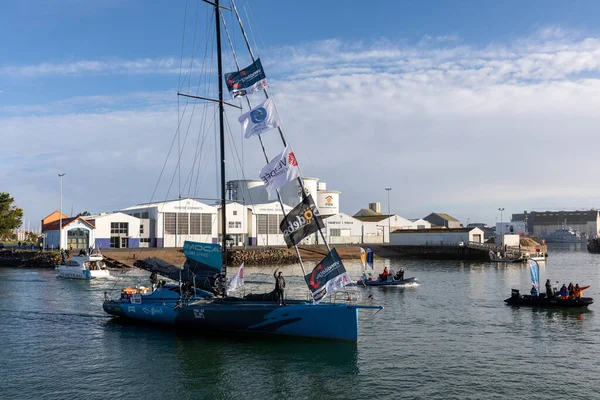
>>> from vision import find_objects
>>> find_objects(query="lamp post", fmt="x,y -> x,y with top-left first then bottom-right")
59,173 -> 66,250
498,207 -> 505,247
385,188 -> 392,244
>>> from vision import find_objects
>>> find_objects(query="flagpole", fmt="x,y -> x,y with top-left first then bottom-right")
230,0 -> 332,253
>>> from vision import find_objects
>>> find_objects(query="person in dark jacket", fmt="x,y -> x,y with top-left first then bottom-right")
559,284 -> 568,299
545,279 -> 553,298
530,285 -> 538,297
568,282 -> 575,299
274,269 -> 286,305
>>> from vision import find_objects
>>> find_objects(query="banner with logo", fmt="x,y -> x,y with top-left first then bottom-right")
227,263 -> 245,294
528,259 -> 539,290
259,145 -> 300,194
305,248 -> 352,304
183,241 -> 222,271
280,194 -> 324,248
225,58 -> 267,99
238,98 -> 281,139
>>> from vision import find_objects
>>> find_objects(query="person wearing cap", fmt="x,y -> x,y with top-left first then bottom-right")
274,269 -> 286,306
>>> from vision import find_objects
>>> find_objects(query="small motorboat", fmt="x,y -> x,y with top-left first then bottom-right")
505,289 -> 593,308
56,251 -> 110,280
355,276 -> 419,287
489,250 -> 524,263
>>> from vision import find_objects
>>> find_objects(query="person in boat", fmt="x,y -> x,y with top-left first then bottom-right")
149,271 -> 158,290
78,248 -> 86,256
545,279 -> 553,298
559,284 -> 568,300
573,284 -> 590,298
530,285 -> 538,297
379,267 -> 390,281
568,282 -> 575,299
274,269 -> 286,306
394,268 -> 405,281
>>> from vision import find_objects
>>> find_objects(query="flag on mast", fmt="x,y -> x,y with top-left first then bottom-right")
305,248 -> 352,304
280,194 -> 324,248
528,259 -> 539,290
238,98 -> 282,139
259,145 -> 301,194
360,247 -> 367,269
227,263 -> 245,294
225,58 -> 267,99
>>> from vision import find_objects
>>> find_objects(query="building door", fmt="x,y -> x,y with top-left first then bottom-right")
473,234 -> 482,243
121,237 -> 129,248
67,228 -> 89,249
110,237 -> 120,248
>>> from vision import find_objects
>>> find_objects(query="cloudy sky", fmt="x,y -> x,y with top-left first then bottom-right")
2,0 -> 600,229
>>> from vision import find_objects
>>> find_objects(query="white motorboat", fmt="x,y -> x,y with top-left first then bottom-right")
56,251 -> 110,280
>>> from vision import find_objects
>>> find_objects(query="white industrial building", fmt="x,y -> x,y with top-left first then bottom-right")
248,201 -> 292,246
390,227 -> 485,246
217,201 -> 251,247
82,212 -> 141,249
120,198 -> 218,248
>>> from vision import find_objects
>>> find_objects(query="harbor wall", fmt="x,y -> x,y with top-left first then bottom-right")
0,250 -> 60,268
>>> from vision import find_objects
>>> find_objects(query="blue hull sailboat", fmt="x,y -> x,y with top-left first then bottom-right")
102,0 -> 381,342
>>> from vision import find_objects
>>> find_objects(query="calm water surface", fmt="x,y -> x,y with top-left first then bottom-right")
1,244 -> 599,399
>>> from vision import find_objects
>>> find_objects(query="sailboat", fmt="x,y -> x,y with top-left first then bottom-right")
102,0 -> 382,341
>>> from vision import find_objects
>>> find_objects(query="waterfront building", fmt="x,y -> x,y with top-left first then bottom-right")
120,198 -> 218,248
41,212 -> 96,250
494,221 -> 527,246
82,213 -> 141,249
423,213 -> 462,228
512,210 -> 600,239
390,227 -> 485,246
247,201 -> 292,246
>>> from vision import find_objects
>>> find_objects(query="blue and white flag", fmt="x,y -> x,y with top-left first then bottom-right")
259,145 -> 301,194
366,247 -> 374,270
528,259 -> 539,290
238,98 -> 282,139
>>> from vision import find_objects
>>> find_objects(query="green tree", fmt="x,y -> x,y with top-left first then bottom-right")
0,193 -> 24,237
77,211 -> 91,217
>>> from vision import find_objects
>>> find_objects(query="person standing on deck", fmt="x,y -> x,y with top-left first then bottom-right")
545,279 -> 553,298
274,269 -> 286,306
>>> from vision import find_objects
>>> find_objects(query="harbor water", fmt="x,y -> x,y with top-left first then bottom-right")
1,244 -> 599,399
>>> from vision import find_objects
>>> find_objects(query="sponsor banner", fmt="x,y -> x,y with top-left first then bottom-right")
183,241 -> 222,271
238,98 -> 282,139
227,263 -> 245,294
305,248 -> 352,304
225,58 -> 267,99
259,145 -> 300,194
529,259 -> 539,290
366,247 -> 374,270
360,247 -> 367,269
279,194 -> 324,248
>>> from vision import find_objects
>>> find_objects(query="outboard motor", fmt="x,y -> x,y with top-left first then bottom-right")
511,289 -> 520,298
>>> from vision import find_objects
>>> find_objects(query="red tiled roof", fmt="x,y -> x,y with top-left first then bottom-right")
42,217 -> 95,232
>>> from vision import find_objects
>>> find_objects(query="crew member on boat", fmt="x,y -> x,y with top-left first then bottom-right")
568,282 -> 575,298
394,268 -> 405,281
379,267 -> 390,281
530,285 -> 538,297
149,271 -> 158,290
545,279 -> 553,298
559,284 -> 568,299
574,284 -> 590,298
274,269 -> 286,306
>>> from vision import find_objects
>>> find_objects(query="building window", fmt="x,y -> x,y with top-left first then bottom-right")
233,210 -> 238,216
141,212 -> 149,219
164,213 -> 176,234
228,221 -> 241,228
140,224 -> 144,234
140,238 -> 151,243
110,222 -> 128,235
201,214 -> 212,234
190,214 -> 201,235
133,213 -> 140,218
330,229 -> 341,237
177,213 -> 188,235
257,215 -> 268,234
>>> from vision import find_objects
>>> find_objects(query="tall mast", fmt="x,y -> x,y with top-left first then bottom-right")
215,0 -> 227,295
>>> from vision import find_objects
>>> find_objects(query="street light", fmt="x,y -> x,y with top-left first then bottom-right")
385,188 -> 392,243
59,173 -> 66,250
498,207 -> 505,247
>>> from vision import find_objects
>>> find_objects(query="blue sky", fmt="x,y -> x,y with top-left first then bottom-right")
2,0 -> 600,228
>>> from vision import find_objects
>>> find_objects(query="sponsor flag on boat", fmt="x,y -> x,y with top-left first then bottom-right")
366,247 -> 374,270
360,247 -> 367,269
529,259 -> 539,290
227,263 -> 245,294
238,98 -> 282,139
259,145 -> 300,194
280,194 -> 324,248
305,248 -> 352,304
225,58 -> 267,99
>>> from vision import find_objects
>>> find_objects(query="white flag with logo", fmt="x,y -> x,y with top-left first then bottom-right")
259,145 -> 300,194
238,98 -> 282,139
227,263 -> 245,294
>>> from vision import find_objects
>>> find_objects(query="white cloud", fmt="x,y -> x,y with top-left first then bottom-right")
3,28 -> 600,225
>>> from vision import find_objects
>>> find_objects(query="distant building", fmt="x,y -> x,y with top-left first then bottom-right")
512,210 -> 600,239
423,213 -> 462,228
83,212 -> 141,249
390,227 -> 484,246
41,214 -> 96,250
